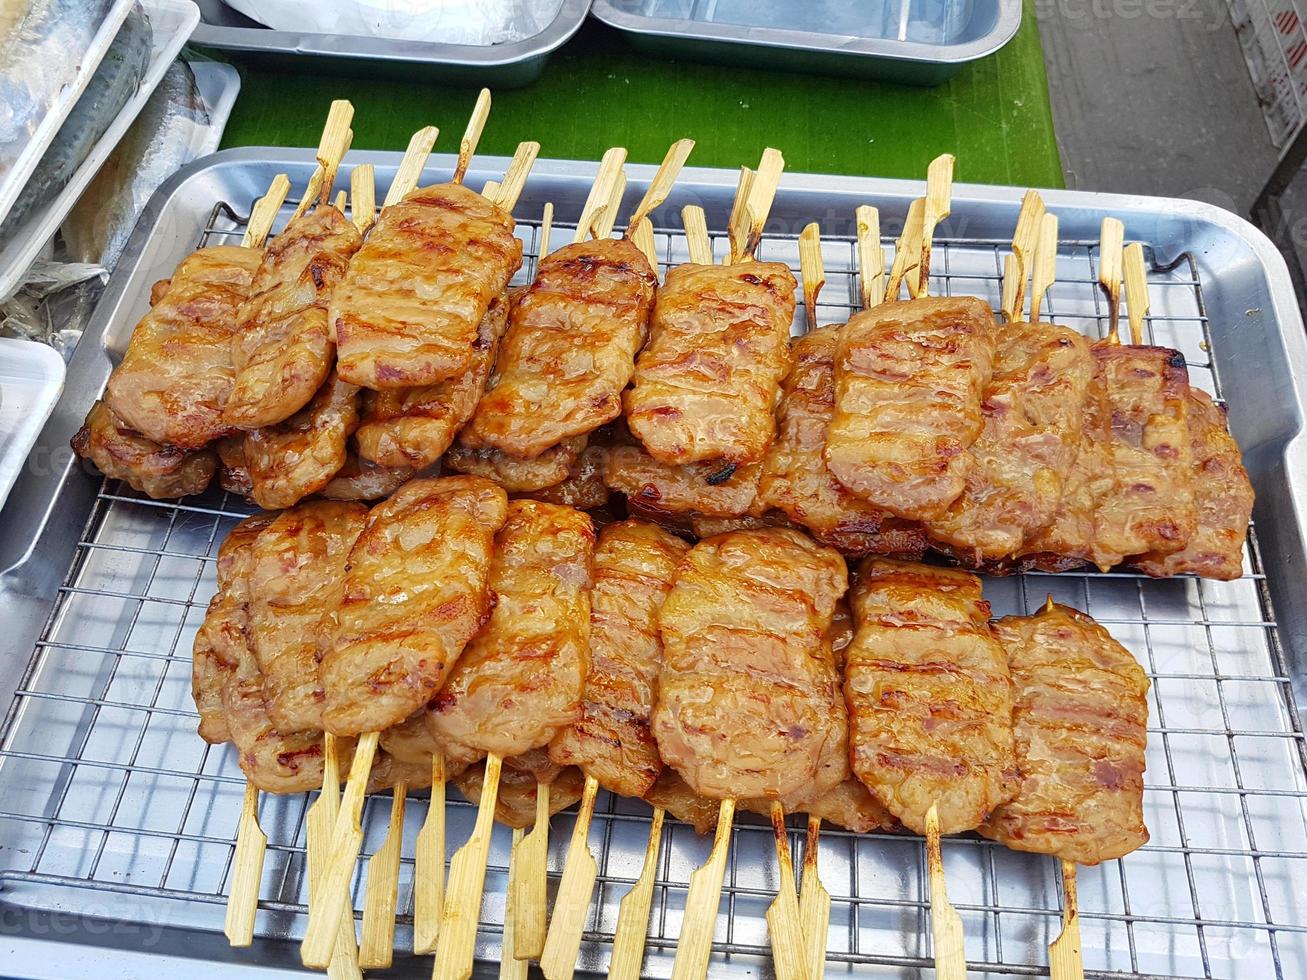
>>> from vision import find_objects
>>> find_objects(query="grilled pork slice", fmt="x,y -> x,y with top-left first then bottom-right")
244,373 -> 360,510
925,320 -> 1093,563
525,441 -> 610,510
845,559 -> 1017,836
604,443 -> 762,518
549,520 -> 690,799
825,296 -> 997,521
106,245 -> 262,448
427,500 -> 595,762
453,752 -> 587,829
444,435 -> 587,493
652,528 -> 847,806
465,238 -> 657,458
225,203 -> 362,429
320,449 -> 414,502
248,501 -> 367,733
1086,342 -> 1196,570
1133,388 -> 1253,580
756,326 -> 929,558
354,293 -> 509,470
322,476 -> 508,735
625,261 -> 797,466
643,770 -> 721,835
192,514 -> 274,745
72,400 -> 215,500
332,182 -> 522,389
980,602 -> 1150,865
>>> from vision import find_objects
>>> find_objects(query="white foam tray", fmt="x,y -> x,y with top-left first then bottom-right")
0,336 -> 64,511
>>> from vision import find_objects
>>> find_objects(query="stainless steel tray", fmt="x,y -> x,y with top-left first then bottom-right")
1,149 -> 1306,979
189,0 -> 589,87
590,0 -> 1021,85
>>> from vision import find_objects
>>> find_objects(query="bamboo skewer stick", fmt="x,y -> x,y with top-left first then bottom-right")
856,205 -> 885,309
305,734 -> 362,979
489,141 -> 541,214
350,164 -> 376,235
764,802 -> 807,980
1123,242 -> 1149,347
1006,190 -> 1046,320
925,803 -> 967,980
453,88 -> 492,186
413,752 -> 447,954
1099,217 -> 1125,344
292,100 -> 354,221
670,798 -> 735,980
918,153 -> 954,296
630,216 -> 657,267
681,205 -> 712,264
359,784 -> 406,969
598,168 -> 628,241
798,221 -> 825,334
434,752 -> 503,980
509,780 -> 551,961
798,816 -> 830,980
732,148 -> 784,264
624,138 -> 695,234
572,147 -> 627,245
885,198 -> 925,302
538,775 -> 601,979
383,126 -> 439,209
1049,861 -> 1083,980
301,731 -> 380,967
726,166 -> 754,265
608,806 -> 665,980
1030,213 -> 1059,325
1000,254 -> 1021,324
221,169 -> 294,952
499,827 -> 530,980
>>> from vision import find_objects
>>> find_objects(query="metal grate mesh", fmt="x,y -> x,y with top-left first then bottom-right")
0,195 -> 1305,979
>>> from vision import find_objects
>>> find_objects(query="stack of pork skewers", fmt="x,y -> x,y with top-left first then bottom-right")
66,95 -> 1258,976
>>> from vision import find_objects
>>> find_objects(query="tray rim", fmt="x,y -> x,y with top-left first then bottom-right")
589,0 -> 1023,67
189,0 -> 590,69
0,337 -> 65,513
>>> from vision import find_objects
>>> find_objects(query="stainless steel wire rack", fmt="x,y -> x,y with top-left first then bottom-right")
1,155 -> 1305,980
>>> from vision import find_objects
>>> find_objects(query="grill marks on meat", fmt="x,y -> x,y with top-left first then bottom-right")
844,559 -> 1016,835
625,261 -> 797,465
331,183 -> 522,389
323,476 -> 508,735
1087,343 -> 1196,570
225,204 -> 362,429
248,501 -> 367,732
445,435 -> 587,492
605,443 -> 762,518
465,238 -> 657,458
825,297 -> 997,521
72,400 -> 216,500
354,293 -> 509,470
106,245 -> 262,449
925,321 -> 1093,562
549,520 -> 690,799
981,602 -> 1150,865
756,326 -> 927,558
1133,388 -> 1253,580
243,372 -> 360,510
652,528 -> 848,805
427,500 -> 595,761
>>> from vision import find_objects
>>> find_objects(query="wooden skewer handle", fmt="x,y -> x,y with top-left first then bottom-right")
413,752 -> 447,954
540,775 -> 601,980
925,803 -> 967,980
359,784 -> 406,969
669,798 -> 735,980
499,828 -> 530,980
608,807 -> 665,980
1049,860 -> 1084,980
764,802 -> 806,980
799,815 -> 830,980
510,779 -> 552,960
223,782 -> 266,948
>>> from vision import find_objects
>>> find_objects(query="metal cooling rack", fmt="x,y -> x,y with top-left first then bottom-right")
1,186 -> 1305,980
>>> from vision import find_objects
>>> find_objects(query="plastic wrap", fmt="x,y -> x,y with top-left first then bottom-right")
220,0 -> 565,44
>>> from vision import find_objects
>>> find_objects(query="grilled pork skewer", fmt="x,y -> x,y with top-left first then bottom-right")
981,598 -> 1150,980
539,519 -> 690,980
332,95 -> 535,390
300,475 -> 509,969
427,500 -> 595,980
624,149 -> 796,467
844,559 -> 1018,980
924,205 -> 1095,563
225,101 -> 361,429
463,140 -> 692,459
653,528 -> 849,980
824,156 -> 1002,523
100,175 -> 289,451
1120,243 -> 1254,579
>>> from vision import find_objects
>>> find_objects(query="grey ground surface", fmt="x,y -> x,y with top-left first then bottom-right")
1036,0 -> 1277,216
